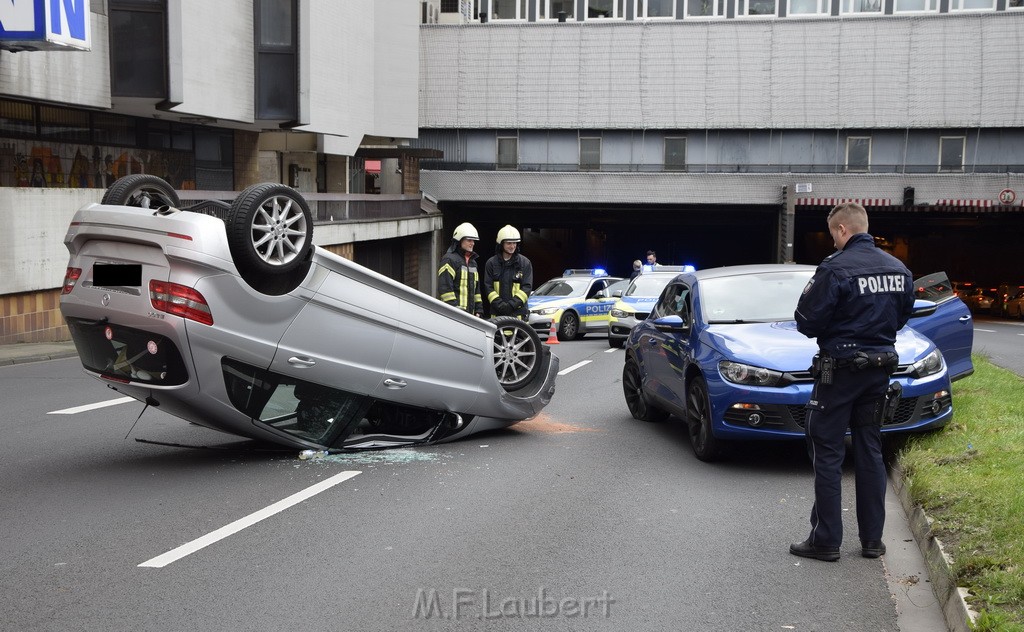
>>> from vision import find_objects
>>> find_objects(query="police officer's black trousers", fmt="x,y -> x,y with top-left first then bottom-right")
805,366 -> 889,548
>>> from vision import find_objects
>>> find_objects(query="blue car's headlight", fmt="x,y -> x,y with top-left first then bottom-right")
532,307 -> 560,316
719,361 -> 783,387
910,349 -> 943,378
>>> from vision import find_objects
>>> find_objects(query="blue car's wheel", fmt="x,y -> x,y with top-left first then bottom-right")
623,357 -> 668,422
687,375 -> 723,461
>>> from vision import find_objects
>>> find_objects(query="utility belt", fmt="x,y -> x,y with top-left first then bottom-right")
810,350 -> 899,385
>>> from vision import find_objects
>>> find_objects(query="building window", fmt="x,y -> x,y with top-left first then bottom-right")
637,0 -> 676,17
1009,0 -> 1024,9
497,137 -> 518,170
580,137 -> 601,171
790,0 -> 830,15
894,0 -> 938,11
540,0 -> 575,19
939,136 -> 965,172
586,0 -> 625,18
665,137 -> 687,171
109,0 -> 167,99
840,0 -> 882,12
493,0 -> 527,19
255,0 -> 298,121
0,99 -> 36,137
686,0 -> 723,17
737,0 -> 777,15
845,137 -> 871,172
949,0 -> 995,9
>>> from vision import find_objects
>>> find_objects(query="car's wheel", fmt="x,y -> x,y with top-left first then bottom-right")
608,336 -> 624,349
101,175 -> 180,209
687,374 -> 723,462
558,311 -> 579,341
226,183 -> 314,278
491,317 -> 543,391
623,357 -> 668,422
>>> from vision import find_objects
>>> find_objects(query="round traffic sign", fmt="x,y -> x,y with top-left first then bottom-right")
998,188 -> 1016,204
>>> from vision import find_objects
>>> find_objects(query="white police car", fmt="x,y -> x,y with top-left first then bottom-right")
607,265 -> 695,348
528,269 -> 624,341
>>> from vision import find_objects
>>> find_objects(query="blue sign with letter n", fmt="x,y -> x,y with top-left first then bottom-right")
0,0 -> 91,51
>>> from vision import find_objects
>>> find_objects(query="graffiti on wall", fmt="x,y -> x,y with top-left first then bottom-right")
0,140 -> 195,189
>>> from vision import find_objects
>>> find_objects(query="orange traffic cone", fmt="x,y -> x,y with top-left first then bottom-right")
546,320 -> 559,345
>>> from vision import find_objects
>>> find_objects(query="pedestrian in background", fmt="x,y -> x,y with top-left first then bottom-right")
628,259 -> 642,281
484,225 -> 533,319
790,202 -> 914,562
643,250 -> 659,271
438,222 -> 484,317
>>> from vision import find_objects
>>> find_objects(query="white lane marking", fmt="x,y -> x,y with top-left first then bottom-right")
558,360 -> 592,375
974,328 -> 996,333
139,470 -> 361,568
604,348 -> 618,353
48,397 -> 135,415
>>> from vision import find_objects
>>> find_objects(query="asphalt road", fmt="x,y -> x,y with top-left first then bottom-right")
1,340 -> 946,632
971,314 -> 1024,375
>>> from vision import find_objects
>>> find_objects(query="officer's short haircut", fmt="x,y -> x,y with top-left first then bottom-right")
827,202 -> 869,233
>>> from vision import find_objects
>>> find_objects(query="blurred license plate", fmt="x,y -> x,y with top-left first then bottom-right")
93,263 -> 142,287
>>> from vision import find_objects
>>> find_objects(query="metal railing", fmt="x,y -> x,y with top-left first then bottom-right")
420,161 -> 1024,175
176,191 -> 426,222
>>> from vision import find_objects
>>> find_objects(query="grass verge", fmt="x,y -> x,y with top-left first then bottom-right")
899,355 -> 1024,632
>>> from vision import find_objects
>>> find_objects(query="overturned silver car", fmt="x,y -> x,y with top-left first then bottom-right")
59,176 -> 557,450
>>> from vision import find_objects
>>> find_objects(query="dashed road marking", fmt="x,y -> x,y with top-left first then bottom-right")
558,360 -> 592,375
48,397 -> 135,415
139,470 -> 361,568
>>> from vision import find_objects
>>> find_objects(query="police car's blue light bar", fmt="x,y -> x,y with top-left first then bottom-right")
563,268 -> 608,277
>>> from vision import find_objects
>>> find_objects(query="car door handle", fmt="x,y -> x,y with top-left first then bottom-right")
383,378 -> 407,389
287,356 -> 316,367
959,315 -> 971,322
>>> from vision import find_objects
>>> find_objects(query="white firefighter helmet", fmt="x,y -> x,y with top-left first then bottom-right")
496,225 -> 521,244
453,222 -> 479,241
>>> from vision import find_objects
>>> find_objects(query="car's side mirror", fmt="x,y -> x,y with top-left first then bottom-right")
910,299 -> 937,318
652,314 -> 688,332
613,289 -> 623,298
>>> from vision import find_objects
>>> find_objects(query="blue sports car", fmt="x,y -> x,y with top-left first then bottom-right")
621,264 -> 974,461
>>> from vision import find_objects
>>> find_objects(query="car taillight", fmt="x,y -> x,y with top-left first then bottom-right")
62,267 -> 82,294
149,280 -> 214,326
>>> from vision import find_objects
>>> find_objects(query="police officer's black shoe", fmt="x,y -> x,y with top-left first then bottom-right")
861,540 -> 886,558
789,539 -> 840,562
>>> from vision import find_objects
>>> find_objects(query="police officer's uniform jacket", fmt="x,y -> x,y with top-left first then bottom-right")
438,242 -> 483,315
796,233 -> 914,360
484,246 -> 533,319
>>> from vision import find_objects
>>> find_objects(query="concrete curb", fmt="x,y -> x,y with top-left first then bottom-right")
891,462 -> 978,632
0,344 -> 78,366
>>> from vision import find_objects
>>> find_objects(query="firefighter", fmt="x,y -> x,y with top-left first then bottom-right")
438,222 -> 483,317
484,225 -> 534,320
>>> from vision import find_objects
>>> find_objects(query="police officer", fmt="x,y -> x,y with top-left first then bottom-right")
790,202 -> 915,562
438,222 -> 483,317
484,225 -> 534,319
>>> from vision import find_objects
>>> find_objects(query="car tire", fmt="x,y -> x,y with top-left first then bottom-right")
227,183 -> 313,277
101,174 -> 181,209
608,336 -> 624,349
491,316 -> 543,391
622,357 -> 668,422
557,311 -> 580,341
687,374 -> 723,462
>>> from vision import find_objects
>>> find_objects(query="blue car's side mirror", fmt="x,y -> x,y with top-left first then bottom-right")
911,299 -> 937,318
652,314 -> 687,332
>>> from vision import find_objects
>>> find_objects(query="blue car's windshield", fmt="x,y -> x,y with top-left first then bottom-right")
533,278 -> 591,297
701,270 -> 814,323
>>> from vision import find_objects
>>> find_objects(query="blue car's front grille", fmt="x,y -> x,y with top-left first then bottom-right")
788,392 -> 950,429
